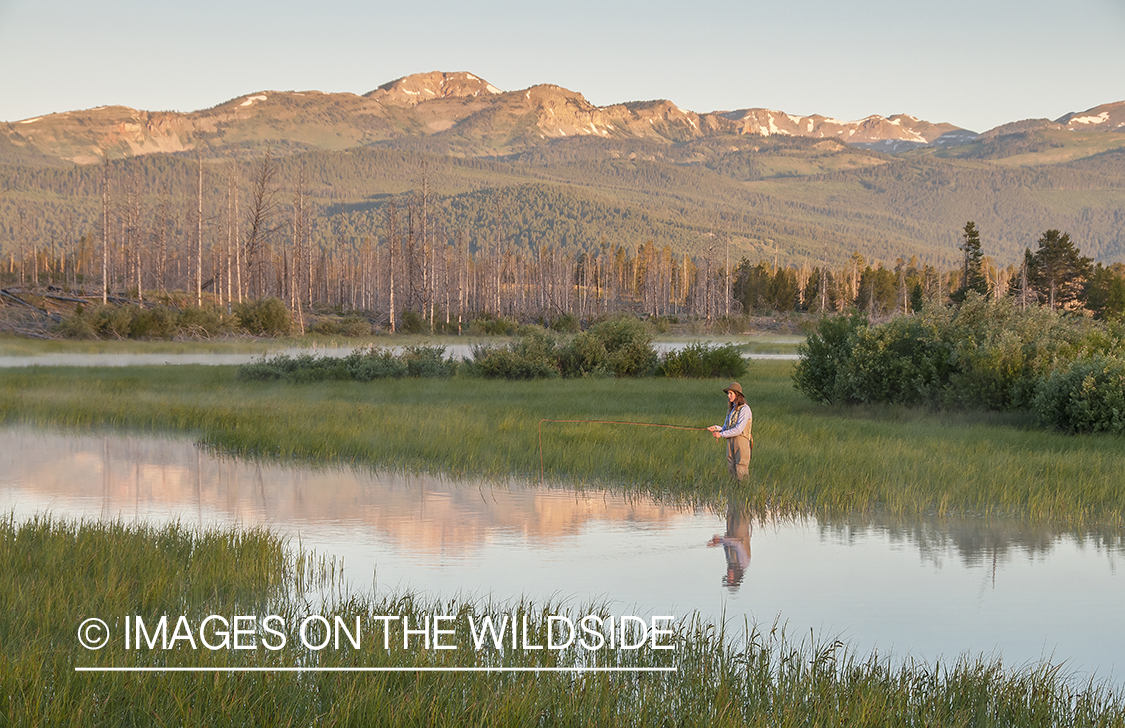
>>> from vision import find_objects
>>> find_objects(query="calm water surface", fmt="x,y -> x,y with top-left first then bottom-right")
1,428 -> 1121,681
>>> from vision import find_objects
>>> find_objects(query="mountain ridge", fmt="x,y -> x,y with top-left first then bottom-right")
8,70 -> 1117,165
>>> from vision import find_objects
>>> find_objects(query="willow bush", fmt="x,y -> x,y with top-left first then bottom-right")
656,342 -> 749,379
1034,356 -> 1125,434
238,345 -> 456,383
794,295 -> 1125,434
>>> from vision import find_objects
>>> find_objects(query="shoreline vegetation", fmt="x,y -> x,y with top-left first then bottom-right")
235,319 -> 749,382
2,359 -> 1123,525
0,328 -> 806,357
4,515 -> 1124,726
795,296 -> 1125,435
3,328 -> 1125,723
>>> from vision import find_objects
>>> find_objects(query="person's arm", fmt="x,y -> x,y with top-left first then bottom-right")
718,405 -> 750,438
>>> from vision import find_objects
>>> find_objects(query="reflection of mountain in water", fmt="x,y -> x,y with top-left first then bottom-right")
7,427 -> 1122,568
812,515 -> 1124,568
0,429 -> 688,555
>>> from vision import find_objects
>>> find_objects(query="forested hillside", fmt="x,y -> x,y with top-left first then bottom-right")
3,132 -> 1124,275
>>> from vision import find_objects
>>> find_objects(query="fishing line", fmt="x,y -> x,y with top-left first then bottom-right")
537,419 -> 708,484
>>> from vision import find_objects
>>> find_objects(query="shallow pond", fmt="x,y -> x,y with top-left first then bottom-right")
2,428 -> 1121,681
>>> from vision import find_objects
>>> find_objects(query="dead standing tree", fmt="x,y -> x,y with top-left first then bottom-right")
101,160 -> 110,304
384,199 -> 399,333
195,152 -> 204,307
241,149 -> 283,301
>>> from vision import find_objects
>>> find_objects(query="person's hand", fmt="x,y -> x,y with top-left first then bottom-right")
712,430 -> 723,439
707,425 -> 720,432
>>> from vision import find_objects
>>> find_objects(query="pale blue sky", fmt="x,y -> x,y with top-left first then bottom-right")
1,0 -> 1122,133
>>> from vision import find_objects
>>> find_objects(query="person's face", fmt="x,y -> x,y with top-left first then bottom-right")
727,390 -> 736,404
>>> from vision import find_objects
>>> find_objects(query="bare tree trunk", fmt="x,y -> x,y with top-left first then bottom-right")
235,175 -> 243,304
101,160 -> 110,304
242,148 -> 279,301
386,200 -> 398,333
225,160 -> 236,312
724,235 -> 730,319
132,166 -> 143,302
196,152 -> 204,307
292,166 -> 306,312
457,229 -> 465,334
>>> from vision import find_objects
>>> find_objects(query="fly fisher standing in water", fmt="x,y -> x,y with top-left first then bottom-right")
707,382 -> 753,480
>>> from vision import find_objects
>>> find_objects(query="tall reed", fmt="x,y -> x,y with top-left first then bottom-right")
3,516 -> 1123,726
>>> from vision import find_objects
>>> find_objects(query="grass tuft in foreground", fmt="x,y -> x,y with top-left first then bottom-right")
2,516 -> 1123,727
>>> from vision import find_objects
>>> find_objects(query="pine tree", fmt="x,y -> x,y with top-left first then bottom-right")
1027,229 -> 1092,309
950,221 -> 987,303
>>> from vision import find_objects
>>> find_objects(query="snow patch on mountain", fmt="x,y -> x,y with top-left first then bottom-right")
1069,112 -> 1110,126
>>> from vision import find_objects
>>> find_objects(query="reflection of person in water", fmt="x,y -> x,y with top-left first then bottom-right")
707,501 -> 752,589
707,382 -> 752,480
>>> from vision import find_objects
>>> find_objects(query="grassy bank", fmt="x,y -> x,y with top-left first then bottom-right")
0,332 -> 803,357
3,516 -> 1122,727
1,361 -> 1123,523
0,332 -> 486,356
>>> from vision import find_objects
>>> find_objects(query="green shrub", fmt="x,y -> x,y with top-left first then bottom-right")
236,297 -> 293,337
558,331 -> 610,377
240,345 -> 456,383
287,354 -> 349,383
178,306 -> 226,338
310,316 -> 373,337
792,313 -> 868,403
1033,356 -> 1125,434
939,295 -> 1090,410
237,353 -> 348,382
308,318 -> 344,335
648,316 -> 671,335
547,313 -> 580,333
794,298 -> 1124,433
658,342 -> 749,379
586,317 -> 657,377
401,345 -> 458,378
340,317 -> 373,337
398,310 -> 427,334
468,314 -> 518,336
471,328 -> 559,379
129,305 -> 179,339
237,355 -> 296,381
52,307 -> 98,339
342,347 -> 407,380
53,303 -> 228,340
90,304 -> 135,339
840,316 -> 951,406
460,318 -> 657,380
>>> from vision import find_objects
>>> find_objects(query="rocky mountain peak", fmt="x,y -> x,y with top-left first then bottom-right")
978,118 -> 1065,140
1055,100 -> 1125,132
366,71 -> 502,106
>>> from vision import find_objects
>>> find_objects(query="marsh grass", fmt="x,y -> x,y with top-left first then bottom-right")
3,516 -> 1123,727
0,331 -> 804,358
0,332 -> 497,357
1,361 -> 1123,524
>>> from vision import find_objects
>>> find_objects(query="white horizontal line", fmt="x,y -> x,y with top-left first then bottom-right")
77,666 -> 677,673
